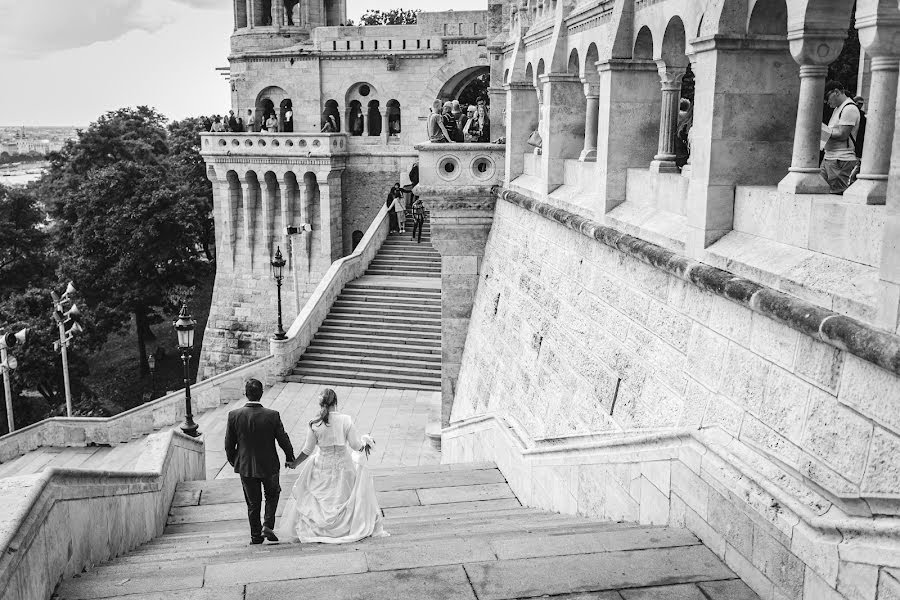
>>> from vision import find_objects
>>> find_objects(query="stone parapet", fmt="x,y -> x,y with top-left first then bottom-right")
0,429 -> 205,600
201,132 -> 348,158
0,357 -> 272,464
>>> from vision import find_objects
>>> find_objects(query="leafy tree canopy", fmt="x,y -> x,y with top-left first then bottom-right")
358,8 -> 419,25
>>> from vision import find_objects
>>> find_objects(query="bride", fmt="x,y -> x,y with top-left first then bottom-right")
278,388 -> 388,543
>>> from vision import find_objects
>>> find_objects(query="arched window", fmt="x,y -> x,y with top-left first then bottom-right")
351,230 -> 364,250
280,99 -> 293,132
284,0 -> 300,26
347,101 -> 363,136
367,100 -> 382,136
387,100 -> 401,135
323,99 -> 341,132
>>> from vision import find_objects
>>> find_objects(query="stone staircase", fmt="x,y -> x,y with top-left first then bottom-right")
55,462 -> 758,600
366,212 -> 440,278
287,213 -> 442,392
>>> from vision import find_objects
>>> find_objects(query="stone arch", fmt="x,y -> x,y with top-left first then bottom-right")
351,230 -> 364,250
660,17 -> 689,68
323,99 -> 341,131
436,66 -> 490,102
255,86 -> 288,128
504,68 -> 510,84
567,48 -> 580,76
633,26 -> 653,60
536,58 -> 546,82
347,100 -> 363,136
583,43 -> 600,84
367,99 -> 382,136
345,82 -> 378,108
525,63 -> 535,86
748,0 -> 787,35
387,99 -> 401,135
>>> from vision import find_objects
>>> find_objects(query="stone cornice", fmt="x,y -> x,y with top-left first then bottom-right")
495,187 -> 900,378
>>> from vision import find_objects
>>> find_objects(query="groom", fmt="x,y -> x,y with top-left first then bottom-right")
225,378 -> 296,544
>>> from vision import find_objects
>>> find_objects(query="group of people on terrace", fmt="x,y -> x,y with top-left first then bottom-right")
209,108 -> 294,134
427,97 -> 491,143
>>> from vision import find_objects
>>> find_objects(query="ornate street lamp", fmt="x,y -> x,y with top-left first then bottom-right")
50,281 -> 81,417
147,352 -> 157,399
1,328 -> 27,433
271,246 -> 287,340
173,304 -> 200,438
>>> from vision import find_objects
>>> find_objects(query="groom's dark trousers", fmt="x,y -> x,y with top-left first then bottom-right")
225,402 -> 295,540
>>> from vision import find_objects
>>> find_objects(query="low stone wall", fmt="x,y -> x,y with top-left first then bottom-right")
0,430 -> 205,600
269,204 -> 390,376
0,356 -> 273,464
445,192 -> 900,600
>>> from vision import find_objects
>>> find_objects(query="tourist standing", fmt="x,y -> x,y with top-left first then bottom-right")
264,113 -> 278,133
427,99 -> 452,143
820,81 -> 860,195
386,183 -> 401,233
247,109 -> 256,132
283,107 -> 294,132
411,197 -> 425,243
444,101 -> 462,142
227,110 -> 239,132
390,190 -> 406,233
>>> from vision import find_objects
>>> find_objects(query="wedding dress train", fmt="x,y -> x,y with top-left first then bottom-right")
278,412 -> 387,543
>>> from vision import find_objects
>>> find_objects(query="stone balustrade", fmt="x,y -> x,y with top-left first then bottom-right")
200,132 -> 348,157
0,429 -> 204,600
415,142 -> 506,193
0,356 -> 274,464
270,204 -> 390,376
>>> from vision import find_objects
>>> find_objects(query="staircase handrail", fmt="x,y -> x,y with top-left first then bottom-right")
269,204 -> 391,376
0,355 -> 273,464
0,429 -> 205,600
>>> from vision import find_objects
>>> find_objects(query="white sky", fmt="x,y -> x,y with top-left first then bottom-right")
0,0 -> 487,127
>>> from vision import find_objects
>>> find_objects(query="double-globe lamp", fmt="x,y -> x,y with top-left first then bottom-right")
271,246 -> 287,340
173,304 -> 200,438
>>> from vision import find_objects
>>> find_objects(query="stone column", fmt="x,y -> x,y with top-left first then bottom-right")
649,63 -> 686,174
487,85 -> 506,140
504,81 -> 540,185
261,178 -> 274,263
844,13 -> 900,205
247,0 -> 254,28
538,73 -> 585,194
218,179 -> 236,270
381,112 -> 390,144
278,179 -> 293,264
579,83 -> 600,162
240,181 -> 255,267
272,0 -> 281,28
595,59 -> 660,214
317,171 -> 343,263
778,35 -> 845,194
425,197 -> 497,427
362,113 -> 369,136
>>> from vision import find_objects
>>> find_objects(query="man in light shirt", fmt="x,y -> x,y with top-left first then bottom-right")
820,81 -> 860,195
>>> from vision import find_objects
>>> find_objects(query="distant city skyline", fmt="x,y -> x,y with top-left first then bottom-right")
0,0 -> 488,127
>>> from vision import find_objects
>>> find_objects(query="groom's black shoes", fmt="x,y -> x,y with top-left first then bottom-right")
250,537 -> 265,545
262,526 -> 279,542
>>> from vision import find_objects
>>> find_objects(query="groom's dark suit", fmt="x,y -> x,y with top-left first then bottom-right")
225,401 -> 295,542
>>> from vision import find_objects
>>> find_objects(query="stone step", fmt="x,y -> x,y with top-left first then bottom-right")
368,258 -> 441,268
284,374 -> 441,391
290,364 -> 441,387
294,358 -> 441,378
313,329 -> 441,347
366,269 -> 441,278
320,316 -> 441,331
325,313 -> 441,328
300,352 -> 442,371
301,344 -> 441,362
367,255 -> 440,265
340,290 -> 441,303
367,264 -> 442,274
308,336 -> 441,354
318,323 -> 442,341
332,300 -> 441,313
343,284 -> 441,296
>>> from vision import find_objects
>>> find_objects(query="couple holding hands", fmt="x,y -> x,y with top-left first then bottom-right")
224,380 -> 386,545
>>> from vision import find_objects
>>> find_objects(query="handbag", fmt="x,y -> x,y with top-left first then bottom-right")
526,130 -> 542,148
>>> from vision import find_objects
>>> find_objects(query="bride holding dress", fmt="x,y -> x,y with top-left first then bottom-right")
278,388 -> 387,543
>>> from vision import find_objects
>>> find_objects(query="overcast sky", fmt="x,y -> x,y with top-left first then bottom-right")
0,0 -> 487,127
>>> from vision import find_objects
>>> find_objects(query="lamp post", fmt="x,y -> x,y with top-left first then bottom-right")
51,282 -> 81,418
173,304 -> 200,437
271,246 -> 287,340
1,328 -> 27,433
147,352 -> 157,399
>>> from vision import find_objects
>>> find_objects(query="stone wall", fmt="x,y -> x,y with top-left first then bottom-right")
341,154 -> 414,255
443,194 -> 900,600
0,430 -> 205,600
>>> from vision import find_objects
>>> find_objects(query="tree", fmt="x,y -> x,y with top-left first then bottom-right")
42,107 -> 211,379
0,185 -> 50,296
358,8 -> 419,25
458,73 -> 491,107
167,117 -> 215,261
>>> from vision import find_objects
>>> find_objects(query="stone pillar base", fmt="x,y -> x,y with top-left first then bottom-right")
579,148 -> 597,162
649,159 -> 679,174
777,169 -> 829,194
843,176 -> 888,205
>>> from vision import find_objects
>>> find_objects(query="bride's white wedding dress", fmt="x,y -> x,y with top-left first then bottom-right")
278,412 -> 387,543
